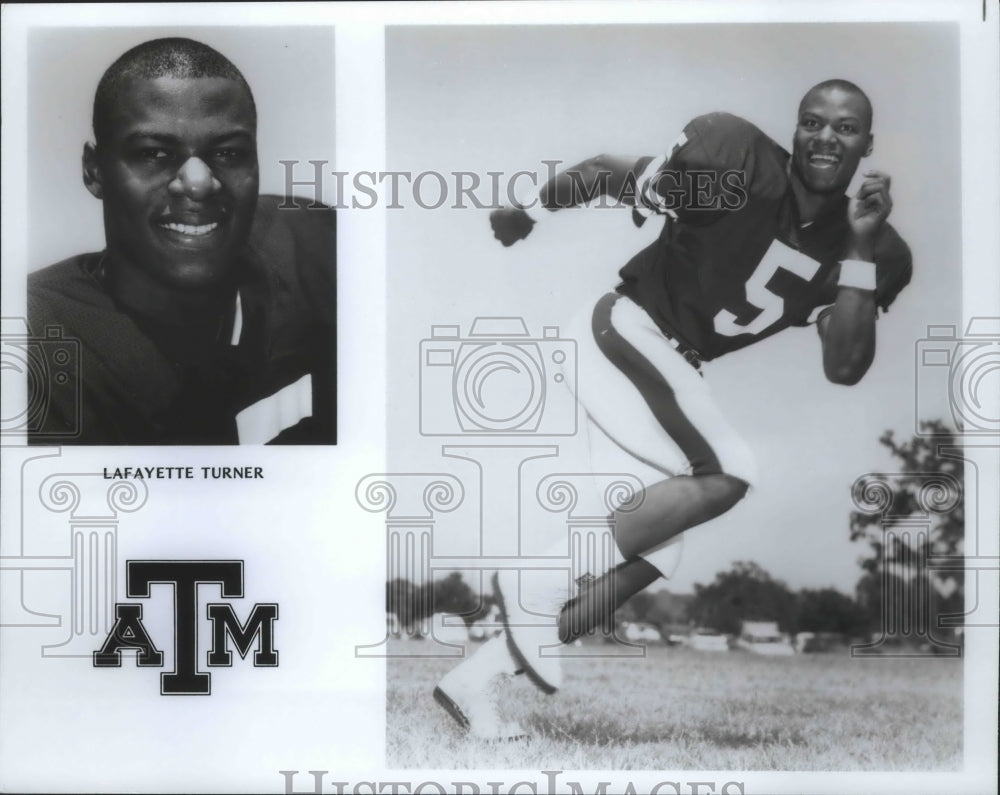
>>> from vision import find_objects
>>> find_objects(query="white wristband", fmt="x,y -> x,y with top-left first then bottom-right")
838,259 -> 877,291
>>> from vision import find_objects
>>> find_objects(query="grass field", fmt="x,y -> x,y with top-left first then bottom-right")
387,639 -> 963,771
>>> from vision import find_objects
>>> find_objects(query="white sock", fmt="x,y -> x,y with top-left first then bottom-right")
476,633 -> 518,676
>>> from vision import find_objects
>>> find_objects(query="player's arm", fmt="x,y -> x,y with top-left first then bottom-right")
538,154 -> 646,210
816,171 -> 893,386
490,155 -> 646,247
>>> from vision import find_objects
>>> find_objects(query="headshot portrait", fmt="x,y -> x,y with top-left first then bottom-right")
24,28 -> 337,445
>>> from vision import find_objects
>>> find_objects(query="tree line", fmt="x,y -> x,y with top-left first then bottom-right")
388,422 -> 964,647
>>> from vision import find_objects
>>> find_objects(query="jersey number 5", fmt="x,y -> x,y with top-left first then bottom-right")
713,239 -> 821,337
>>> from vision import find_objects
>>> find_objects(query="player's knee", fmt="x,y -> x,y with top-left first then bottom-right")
700,472 -> 750,511
704,438 -> 757,490
722,473 -> 751,505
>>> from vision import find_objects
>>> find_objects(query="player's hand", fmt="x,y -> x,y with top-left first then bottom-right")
847,171 -> 892,257
490,207 -> 535,247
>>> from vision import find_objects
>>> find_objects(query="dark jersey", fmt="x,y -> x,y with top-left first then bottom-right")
617,113 -> 912,361
27,195 -> 336,445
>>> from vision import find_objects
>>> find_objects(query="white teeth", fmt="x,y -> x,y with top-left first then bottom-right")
160,221 -> 219,236
810,154 -> 839,163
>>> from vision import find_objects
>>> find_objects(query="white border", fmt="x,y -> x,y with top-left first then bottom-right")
1,3 -> 996,794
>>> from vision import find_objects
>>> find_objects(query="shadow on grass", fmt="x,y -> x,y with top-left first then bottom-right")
694,726 -> 808,748
528,714 -> 808,748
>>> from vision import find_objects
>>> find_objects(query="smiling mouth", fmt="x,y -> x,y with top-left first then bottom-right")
808,153 -> 840,168
158,221 -> 220,237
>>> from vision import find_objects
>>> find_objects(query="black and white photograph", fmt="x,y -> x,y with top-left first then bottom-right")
381,15 -> 997,788
0,3 -> 997,795
21,26 -> 337,445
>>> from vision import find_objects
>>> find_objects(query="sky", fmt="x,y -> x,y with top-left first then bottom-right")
384,22 -> 964,594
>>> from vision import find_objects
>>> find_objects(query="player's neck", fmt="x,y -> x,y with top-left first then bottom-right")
789,173 -> 843,225
103,255 -> 237,329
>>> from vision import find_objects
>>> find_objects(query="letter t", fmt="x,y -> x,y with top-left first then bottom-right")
126,561 -> 244,695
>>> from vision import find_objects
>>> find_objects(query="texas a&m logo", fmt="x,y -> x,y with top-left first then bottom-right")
93,560 -> 278,695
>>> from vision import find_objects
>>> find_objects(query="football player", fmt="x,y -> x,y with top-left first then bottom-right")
28,37 -> 336,445
434,79 -> 911,739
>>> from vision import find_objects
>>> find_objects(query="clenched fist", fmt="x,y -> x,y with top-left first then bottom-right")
490,207 -> 536,247
847,171 -> 893,258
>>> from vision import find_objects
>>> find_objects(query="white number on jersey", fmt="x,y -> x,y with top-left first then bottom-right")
713,239 -> 822,337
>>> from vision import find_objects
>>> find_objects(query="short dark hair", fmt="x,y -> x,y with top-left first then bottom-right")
800,79 -> 873,130
92,37 -> 256,144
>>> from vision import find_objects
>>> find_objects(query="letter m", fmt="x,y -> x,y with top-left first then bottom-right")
567,167 -> 610,205
207,603 -> 279,666
567,783 -> 612,795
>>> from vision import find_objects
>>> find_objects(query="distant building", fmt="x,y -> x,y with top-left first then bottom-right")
621,621 -> 663,644
795,631 -> 848,653
686,627 -> 730,652
737,621 -> 795,655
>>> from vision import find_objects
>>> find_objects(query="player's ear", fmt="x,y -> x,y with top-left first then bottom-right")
82,143 -> 103,199
863,134 -> 874,158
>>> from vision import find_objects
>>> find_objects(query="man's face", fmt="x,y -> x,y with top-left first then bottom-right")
791,86 -> 873,196
85,76 -> 259,293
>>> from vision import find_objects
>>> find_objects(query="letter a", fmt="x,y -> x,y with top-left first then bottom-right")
93,604 -> 164,667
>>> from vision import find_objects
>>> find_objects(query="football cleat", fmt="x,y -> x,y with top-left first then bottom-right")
434,635 -> 528,741
492,570 -> 564,694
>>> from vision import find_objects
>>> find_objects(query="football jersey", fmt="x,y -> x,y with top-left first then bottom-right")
617,112 -> 912,361
27,195 -> 337,445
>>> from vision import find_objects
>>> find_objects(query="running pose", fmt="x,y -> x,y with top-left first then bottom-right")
434,79 -> 911,739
